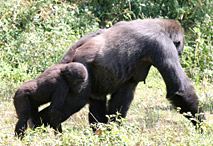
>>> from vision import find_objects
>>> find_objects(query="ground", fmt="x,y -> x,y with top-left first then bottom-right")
0,67 -> 212,145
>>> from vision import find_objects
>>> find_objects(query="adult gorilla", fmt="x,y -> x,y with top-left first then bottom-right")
44,19 -> 205,129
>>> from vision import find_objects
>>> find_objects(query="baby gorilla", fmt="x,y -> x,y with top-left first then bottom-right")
14,62 -> 89,137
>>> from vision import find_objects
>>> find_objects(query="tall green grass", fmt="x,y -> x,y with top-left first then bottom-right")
0,0 -> 98,98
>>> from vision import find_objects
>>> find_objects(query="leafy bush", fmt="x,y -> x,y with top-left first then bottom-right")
181,15 -> 212,82
0,0 -> 98,92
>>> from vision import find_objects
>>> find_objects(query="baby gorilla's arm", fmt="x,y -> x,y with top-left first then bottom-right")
31,80 -> 69,132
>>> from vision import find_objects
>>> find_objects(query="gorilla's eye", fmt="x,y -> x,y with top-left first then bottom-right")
174,41 -> 180,47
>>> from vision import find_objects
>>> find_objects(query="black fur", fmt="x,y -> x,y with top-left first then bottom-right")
14,62 -> 90,137
60,18 -> 205,129
60,29 -> 105,63
32,18 -> 204,133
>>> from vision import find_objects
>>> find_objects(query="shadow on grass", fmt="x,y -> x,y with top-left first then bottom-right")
202,103 -> 213,114
143,105 -> 178,128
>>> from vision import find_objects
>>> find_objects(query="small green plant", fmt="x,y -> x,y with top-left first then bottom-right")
181,14 -> 212,82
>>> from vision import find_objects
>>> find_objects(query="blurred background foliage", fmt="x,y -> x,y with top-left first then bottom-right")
0,0 -> 212,94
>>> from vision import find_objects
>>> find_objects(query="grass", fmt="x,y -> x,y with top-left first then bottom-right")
0,67 -> 212,145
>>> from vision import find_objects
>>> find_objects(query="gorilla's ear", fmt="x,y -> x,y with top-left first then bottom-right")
61,65 -> 85,84
174,41 -> 180,48
61,66 -> 68,75
61,66 -> 71,80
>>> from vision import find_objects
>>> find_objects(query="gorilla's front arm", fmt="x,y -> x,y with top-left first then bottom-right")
30,83 -> 69,132
151,35 -> 205,125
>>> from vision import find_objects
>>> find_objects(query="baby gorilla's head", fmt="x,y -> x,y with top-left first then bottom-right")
61,62 -> 88,94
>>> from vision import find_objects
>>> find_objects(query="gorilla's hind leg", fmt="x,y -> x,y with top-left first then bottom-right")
108,80 -> 138,123
89,97 -> 108,131
14,94 -> 31,137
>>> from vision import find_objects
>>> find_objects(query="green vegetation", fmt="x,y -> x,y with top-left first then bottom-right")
0,0 -> 212,145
